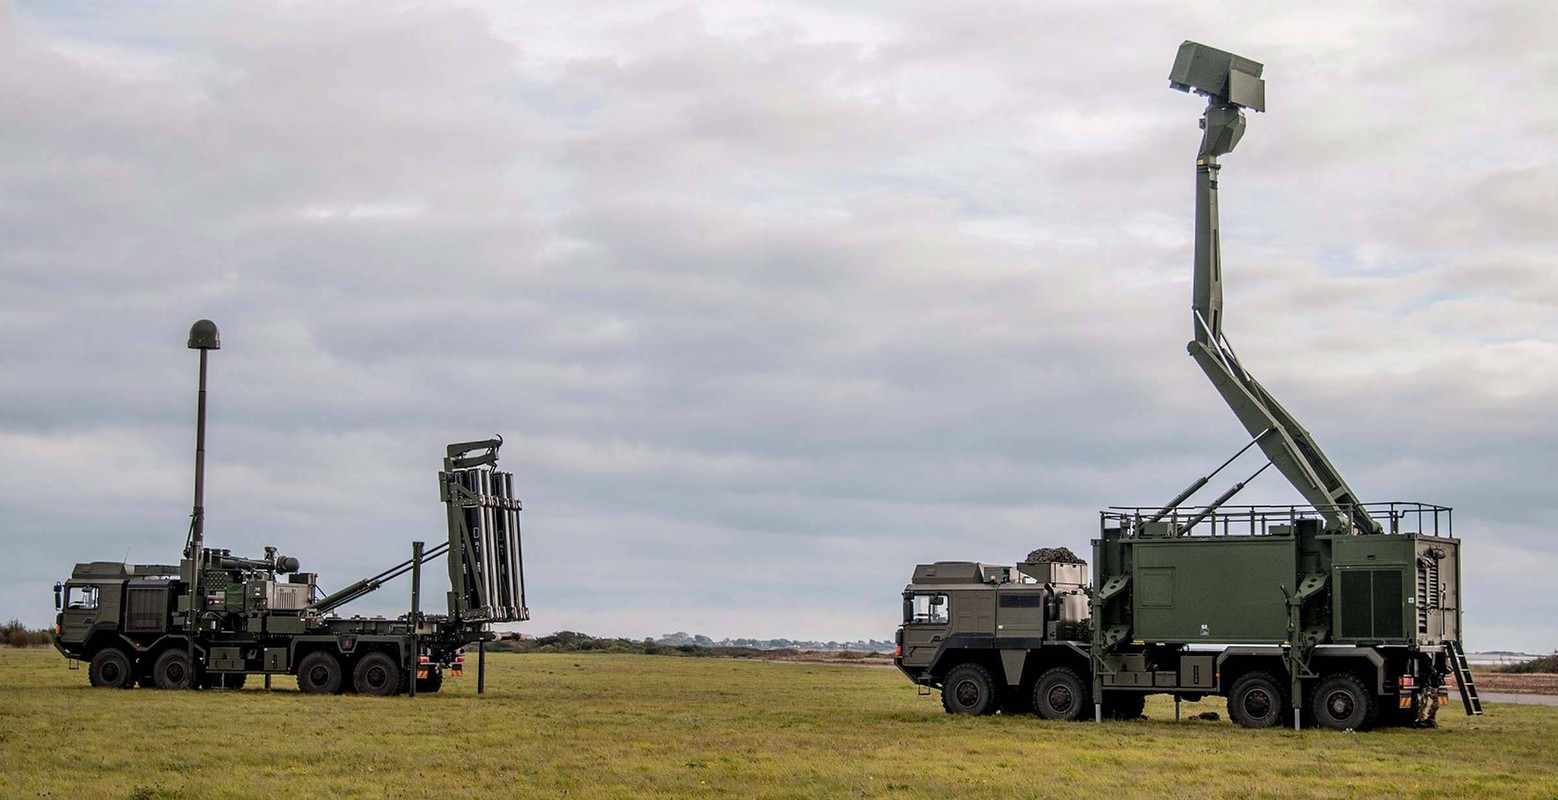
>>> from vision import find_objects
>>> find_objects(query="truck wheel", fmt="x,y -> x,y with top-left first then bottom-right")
416,670 -> 444,694
296,652 -> 344,695
941,663 -> 999,715
1103,692 -> 1146,720
153,649 -> 202,690
1032,667 -> 1089,721
1226,671 -> 1285,728
1311,673 -> 1378,731
204,673 -> 248,690
353,652 -> 404,697
89,648 -> 134,689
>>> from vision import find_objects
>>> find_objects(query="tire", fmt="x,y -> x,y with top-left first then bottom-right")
88,648 -> 134,689
415,669 -> 444,694
1032,667 -> 1090,721
1311,673 -> 1378,731
153,649 -> 202,690
1103,692 -> 1147,721
203,672 -> 248,690
1001,690 -> 1033,715
296,651 -> 344,695
941,663 -> 999,715
1375,702 -> 1415,728
1226,671 -> 1286,728
352,652 -> 404,697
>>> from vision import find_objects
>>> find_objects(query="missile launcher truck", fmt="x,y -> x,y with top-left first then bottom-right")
893,42 -> 1482,731
52,321 -> 528,696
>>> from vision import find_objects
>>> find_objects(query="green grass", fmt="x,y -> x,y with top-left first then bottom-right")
1,648 -> 1554,799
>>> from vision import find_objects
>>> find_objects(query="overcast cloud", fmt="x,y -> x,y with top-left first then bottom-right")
2,1 -> 1554,650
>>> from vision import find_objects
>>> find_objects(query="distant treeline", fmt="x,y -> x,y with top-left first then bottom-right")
1497,653 -> 1558,674
489,631 -> 888,660
2,620 -> 52,648
651,631 -> 894,653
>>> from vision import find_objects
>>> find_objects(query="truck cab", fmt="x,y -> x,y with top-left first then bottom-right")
55,564 -> 129,658
896,559 -> 1093,715
53,562 -> 180,686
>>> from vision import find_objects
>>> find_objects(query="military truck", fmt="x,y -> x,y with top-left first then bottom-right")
892,43 -> 1482,731
51,321 -> 528,695
898,508 -> 1473,730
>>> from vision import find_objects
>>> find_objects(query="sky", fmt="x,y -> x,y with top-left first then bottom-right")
1,1 -> 1554,651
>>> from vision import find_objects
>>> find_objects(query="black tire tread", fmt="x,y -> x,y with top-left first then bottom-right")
415,669 -> 444,694
204,672 -> 248,690
1032,666 -> 1090,721
88,648 -> 134,689
1103,692 -> 1147,721
152,649 -> 202,691
941,663 -> 1000,716
296,651 -> 344,695
1311,672 -> 1379,731
1227,671 -> 1286,729
352,652 -> 405,697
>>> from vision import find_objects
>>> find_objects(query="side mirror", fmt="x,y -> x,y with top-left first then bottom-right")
53,583 -> 63,611
929,596 -> 945,607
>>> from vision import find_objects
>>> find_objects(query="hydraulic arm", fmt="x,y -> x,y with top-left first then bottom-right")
1170,42 -> 1380,535
309,541 -> 450,615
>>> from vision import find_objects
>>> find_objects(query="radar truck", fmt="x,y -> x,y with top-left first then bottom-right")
52,320 -> 529,695
892,42 -> 1481,731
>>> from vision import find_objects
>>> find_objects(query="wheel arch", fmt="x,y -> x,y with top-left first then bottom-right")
1020,643 -> 1091,688
1310,648 -> 1388,695
1214,649 -> 1288,694
78,623 -> 134,661
926,635 -> 1005,686
136,636 -> 203,673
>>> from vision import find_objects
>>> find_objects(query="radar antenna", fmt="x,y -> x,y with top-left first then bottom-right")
1169,41 -> 1380,535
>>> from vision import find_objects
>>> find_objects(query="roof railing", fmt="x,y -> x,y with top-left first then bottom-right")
1100,501 -> 1453,539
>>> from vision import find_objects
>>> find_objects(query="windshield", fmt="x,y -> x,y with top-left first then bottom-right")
904,594 -> 949,624
64,585 -> 99,610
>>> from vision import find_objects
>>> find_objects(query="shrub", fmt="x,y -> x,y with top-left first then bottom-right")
1497,654 -> 1558,674
1,619 -> 52,648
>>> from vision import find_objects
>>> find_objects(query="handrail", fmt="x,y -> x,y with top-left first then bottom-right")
1100,502 -> 1453,539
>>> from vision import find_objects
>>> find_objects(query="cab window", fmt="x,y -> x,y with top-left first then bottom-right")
905,594 -> 949,624
65,585 -> 99,610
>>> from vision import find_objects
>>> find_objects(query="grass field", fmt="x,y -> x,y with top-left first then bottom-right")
2,648 -> 1555,799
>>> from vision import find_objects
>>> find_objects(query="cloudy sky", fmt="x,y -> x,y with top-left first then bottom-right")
2,1 -> 1554,650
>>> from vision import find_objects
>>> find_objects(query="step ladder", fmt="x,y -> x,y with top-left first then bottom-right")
1446,640 -> 1483,716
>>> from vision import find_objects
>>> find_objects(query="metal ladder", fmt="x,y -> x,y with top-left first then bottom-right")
1446,640 -> 1483,716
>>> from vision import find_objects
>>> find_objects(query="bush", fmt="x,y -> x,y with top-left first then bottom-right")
1,620 -> 52,648
1497,654 -> 1558,674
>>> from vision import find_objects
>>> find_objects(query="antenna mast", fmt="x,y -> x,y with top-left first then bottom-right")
1169,42 -> 1380,534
